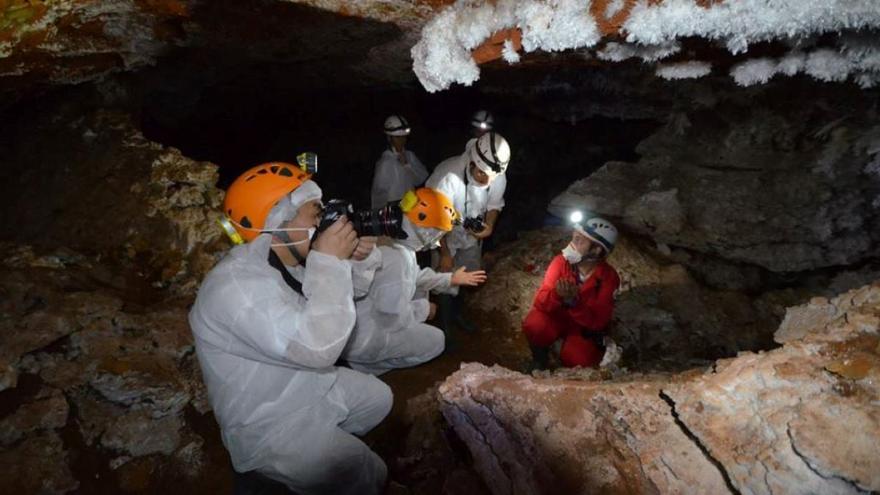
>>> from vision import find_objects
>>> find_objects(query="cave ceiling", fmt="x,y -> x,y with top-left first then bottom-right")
1,0 -> 878,101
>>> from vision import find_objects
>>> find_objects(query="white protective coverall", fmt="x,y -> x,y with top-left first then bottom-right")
371,149 -> 428,209
189,234 -> 391,495
343,241 -> 451,375
426,152 -> 506,273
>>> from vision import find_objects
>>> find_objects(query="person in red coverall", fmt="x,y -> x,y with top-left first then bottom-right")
522,215 -> 619,370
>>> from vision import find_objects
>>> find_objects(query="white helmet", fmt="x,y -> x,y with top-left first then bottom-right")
470,131 -> 510,178
471,110 -> 494,130
574,217 -> 618,254
384,115 -> 411,136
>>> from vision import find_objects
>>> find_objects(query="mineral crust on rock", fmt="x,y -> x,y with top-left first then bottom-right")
442,282 -> 880,494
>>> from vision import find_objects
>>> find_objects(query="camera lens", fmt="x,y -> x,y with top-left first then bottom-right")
354,203 -> 404,238
316,200 -> 404,239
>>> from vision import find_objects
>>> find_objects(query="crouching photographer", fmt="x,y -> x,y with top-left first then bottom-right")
190,161 -> 391,495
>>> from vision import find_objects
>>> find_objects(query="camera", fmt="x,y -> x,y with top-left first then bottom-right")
317,199 -> 405,238
462,216 -> 486,232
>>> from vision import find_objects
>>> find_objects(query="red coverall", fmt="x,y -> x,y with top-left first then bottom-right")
522,254 -> 620,367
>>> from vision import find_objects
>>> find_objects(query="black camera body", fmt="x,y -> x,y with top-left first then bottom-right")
317,199 -> 405,239
462,216 -> 486,232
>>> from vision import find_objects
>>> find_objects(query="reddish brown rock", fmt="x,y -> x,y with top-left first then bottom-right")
0,387 -> 68,446
442,282 -> 880,494
0,0 -> 194,88
0,431 -> 79,494
101,409 -> 183,458
440,364 -> 729,494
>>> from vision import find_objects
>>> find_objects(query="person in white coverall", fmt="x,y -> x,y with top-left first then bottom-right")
188,162 -> 390,495
427,132 -> 511,341
371,114 -> 429,209
342,187 -> 487,375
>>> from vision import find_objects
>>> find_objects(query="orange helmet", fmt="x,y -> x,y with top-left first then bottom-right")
400,187 -> 459,231
222,162 -> 312,242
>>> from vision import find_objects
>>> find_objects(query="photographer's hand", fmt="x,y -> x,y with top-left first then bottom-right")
312,217 -> 358,260
351,236 -> 377,261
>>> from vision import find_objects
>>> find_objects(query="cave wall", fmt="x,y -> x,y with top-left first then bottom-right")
0,97 -> 225,293
551,78 -> 880,273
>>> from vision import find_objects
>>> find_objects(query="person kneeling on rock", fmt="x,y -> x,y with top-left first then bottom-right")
342,187 -> 487,373
522,216 -> 620,371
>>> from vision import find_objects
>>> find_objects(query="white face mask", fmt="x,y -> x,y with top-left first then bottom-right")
267,226 -> 315,248
401,220 -> 444,252
229,218 -> 316,247
561,243 -> 582,264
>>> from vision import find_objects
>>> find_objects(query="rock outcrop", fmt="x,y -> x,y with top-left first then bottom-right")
0,107 -> 225,294
0,0 -> 194,88
0,244 -> 215,493
0,106 -> 226,493
550,86 -> 880,273
441,281 -> 880,494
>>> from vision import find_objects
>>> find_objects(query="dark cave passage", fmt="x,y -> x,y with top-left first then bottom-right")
137,82 -> 659,246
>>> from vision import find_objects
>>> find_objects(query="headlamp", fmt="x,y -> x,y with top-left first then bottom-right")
570,211 -> 584,224
296,152 -> 318,174
218,217 -> 245,245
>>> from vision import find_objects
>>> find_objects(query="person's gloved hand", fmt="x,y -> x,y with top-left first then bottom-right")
311,217 -> 358,260
599,337 -> 622,369
451,267 -> 487,286
351,236 -> 377,261
439,252 -> 455,272
555,279 -> 578,304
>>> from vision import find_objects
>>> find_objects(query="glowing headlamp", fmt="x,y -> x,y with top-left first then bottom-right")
479,122 -> 489,130
569,211 -> 584,224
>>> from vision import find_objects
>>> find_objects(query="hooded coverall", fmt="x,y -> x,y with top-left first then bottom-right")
188,234 -> 391,495
522,254 -> 620,367
371,149 -> 428,209
343,243 -> 451,375
426,152 -> 506,277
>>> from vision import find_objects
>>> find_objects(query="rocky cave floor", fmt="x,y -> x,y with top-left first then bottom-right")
2,224 -> 877,494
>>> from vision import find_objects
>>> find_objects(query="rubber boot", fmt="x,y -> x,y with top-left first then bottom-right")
437,294 -> 457,352
452,293 -> 477,334
526,345 -> 549,373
